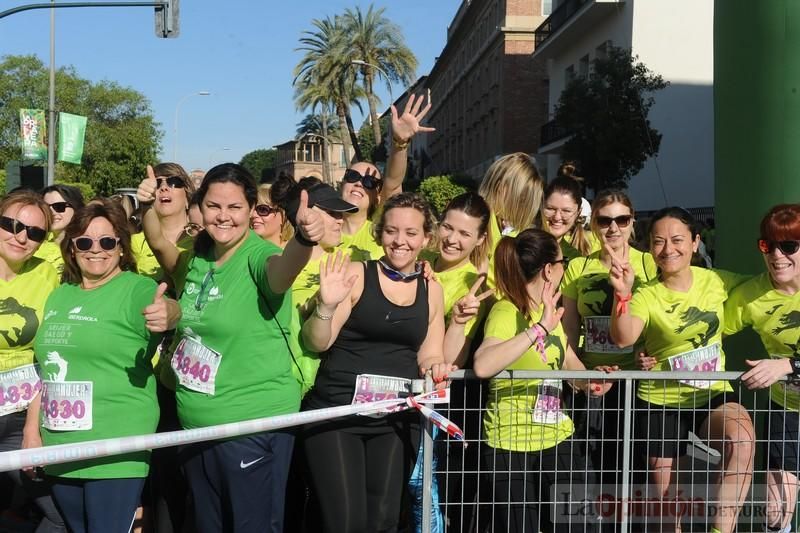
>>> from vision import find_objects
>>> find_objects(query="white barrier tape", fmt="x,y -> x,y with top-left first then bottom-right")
0,396 -> 408,473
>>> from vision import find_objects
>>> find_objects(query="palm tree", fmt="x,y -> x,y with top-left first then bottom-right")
342,5 -> 418,146
294,16 -> 365,162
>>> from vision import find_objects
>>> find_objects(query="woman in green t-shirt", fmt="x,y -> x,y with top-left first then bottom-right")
725,204 -> 800,533
609,207 -> 754,533
32,199 -> 180,533
473,228 -> 609,533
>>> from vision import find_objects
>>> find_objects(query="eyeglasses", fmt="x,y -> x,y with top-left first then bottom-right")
551,257 -> 570,267
72,235 -> 120,252
596,215 -> 633,228
0,216 -> 47,243
543,206 -> 577,218
195,269 -> 215,310
155,176 -> 186,189
184,222 -> 204,237
48,202 -> 72,214
342,169 -> 382,190
255,204 -> 281,217
758,239 -> 800,255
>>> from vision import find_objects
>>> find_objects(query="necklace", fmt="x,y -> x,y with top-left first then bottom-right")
378,258 -> 423,282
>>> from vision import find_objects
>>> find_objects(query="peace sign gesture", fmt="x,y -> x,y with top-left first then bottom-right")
452,274 -> 493,326
295,190 -> 325,245
539,280 -> 565,334
605,241 -> 635,296
390,90 -> 436,143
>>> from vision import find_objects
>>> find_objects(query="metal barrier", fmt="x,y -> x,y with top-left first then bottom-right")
421,369 -> 798,533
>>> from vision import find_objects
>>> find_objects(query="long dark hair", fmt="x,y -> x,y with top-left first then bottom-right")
440,191 -> 491,268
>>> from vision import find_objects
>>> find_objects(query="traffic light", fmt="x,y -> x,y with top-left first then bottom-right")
154,0 -> 179,38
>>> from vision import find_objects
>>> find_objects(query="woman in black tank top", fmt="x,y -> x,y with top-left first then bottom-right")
301,193 -> 450,533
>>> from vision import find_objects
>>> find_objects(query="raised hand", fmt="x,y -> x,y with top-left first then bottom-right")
318,251 -> 357,308
390,90 -> 436,143
539,280 -> 565,333
143,282 -> 170,332
137,165 -> 159,205
606,241 -> 635,296
295,190 -> 325,244
452,274 -> 493,326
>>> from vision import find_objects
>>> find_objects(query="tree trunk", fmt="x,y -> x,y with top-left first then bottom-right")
320,107 -> 331,184
342,103 -> 363,162
335,101 -> 358,165
366,71 -> 382,147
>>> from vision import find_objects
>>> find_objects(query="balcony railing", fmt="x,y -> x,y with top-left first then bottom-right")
540,119 -> 571,147
534,0 -> 591,47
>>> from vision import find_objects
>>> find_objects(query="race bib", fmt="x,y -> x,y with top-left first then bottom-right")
172,336 -> 221,395
770,355 -> 800,394
532,379 -> 567,424
41,381 -> 92,431
584,316 -> 631,354
352,374 -> 412,417
668,343 -> 721,389
0,364 -> 42,417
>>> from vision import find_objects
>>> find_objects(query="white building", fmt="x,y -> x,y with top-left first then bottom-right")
534,0 -> 714,211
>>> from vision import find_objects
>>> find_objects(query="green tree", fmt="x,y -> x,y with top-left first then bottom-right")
417,175 -> 468,216
239,149 -> 277,182
356,116 -> 390,164
344,5 -> 417,146
0,55 -> 161,196
554,47 -> 668,192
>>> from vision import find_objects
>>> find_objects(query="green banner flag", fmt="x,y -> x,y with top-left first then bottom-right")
57,112 -> 87,164
19,109 -> 47,161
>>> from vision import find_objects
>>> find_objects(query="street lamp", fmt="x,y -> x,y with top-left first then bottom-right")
173,91 -> 211,162
351,59 -> 393,103
208,147 -> 231,168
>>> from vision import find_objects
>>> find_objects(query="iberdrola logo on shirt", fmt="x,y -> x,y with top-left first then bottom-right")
674,307 -> 719,348
583,274 -> 614,316
0,297 -> 38,347
772,310 -> 800,356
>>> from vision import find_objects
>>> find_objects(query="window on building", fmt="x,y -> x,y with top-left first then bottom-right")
596,40 -> 612,61
578,54 -> 589,79
542,0 -> 553,16
565,65 -> 575,84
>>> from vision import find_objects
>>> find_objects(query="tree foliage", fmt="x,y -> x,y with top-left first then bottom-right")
0,55 -> 161,196
554,47 -> 668,192
357,116 -> 389,164
239,149 -> 277,182
417,175 -> 469,216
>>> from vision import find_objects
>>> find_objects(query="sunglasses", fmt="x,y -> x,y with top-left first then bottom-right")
758,239 -> 800,255
155,176 -> 186,189
48,201 -> 72,214
72,235 -> 120,252
184,222 -> 204,237
596,215 -> 633,229
255,204 -> 281,217
0,216 -> 47,243
342,169 -> 382,190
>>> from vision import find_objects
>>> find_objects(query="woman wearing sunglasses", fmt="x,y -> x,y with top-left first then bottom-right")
0,191 -> 66,532
251,183 -> 293,248
608,207 -> 753,533
725,204 -> 800,533
36,184 -> 85,276
30,199 -> 179,532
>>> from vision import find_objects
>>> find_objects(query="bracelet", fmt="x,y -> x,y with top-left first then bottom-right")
536,321 -> 550,335
392,134 -> 410,151
313,305 -> 333,321
294,232 -> 318,247
525,325 -> 548,364
615,292 -> 633,316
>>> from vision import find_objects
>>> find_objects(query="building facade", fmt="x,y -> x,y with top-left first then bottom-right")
274,134 -> 354,184
534,0 -> 714,210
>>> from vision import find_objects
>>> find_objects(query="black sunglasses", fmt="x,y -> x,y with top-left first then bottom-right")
758,239 -> 800,256
48,201 -> 73,214
255,204 -> 281,217
596,215 -> 633,229
342,169 -> 382,190
156,176 -> 186,189
72,235 -> 120,252
0,216 -> 47,243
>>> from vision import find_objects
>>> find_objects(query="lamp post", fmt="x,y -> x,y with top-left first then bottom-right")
208,147 -> 231,168
173,91 -> 211,162
351,60 -> 393,103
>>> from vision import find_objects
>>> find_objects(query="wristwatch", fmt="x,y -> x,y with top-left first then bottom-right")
790,357 -> 800,378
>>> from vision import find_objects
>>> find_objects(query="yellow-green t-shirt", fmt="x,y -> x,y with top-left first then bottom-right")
561,248 -> 657,369
338,220 -> 382,262
131,232 -> 162,280
33,233 -> 64,276
725,272 -> 800,411
629,267 -> 745,407
482,298 -> 574,452
289,256 -> 324,395
0,258 -> 59,372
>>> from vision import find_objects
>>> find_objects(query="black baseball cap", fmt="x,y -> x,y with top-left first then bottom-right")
285,182 -> 357,226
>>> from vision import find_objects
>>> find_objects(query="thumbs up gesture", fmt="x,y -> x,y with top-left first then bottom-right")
295,190 -> 325,245
143,282 -> 172,332
137,165 -> 159,205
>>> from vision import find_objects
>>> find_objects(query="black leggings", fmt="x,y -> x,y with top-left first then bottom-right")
303,417 -> 420,533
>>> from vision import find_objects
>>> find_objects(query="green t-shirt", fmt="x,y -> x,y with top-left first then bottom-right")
33,233 -> 64,276
337,219 -> 382,262
482,298 -> 575,452
132,232 -> 162,280
289,256 -> 323,395
562,248 -> 657,369
174,231 -> 300,429
629,267 -> 745,407
0,258 -> 59,372
34,271 -> 160,479
725,272 -> 800,411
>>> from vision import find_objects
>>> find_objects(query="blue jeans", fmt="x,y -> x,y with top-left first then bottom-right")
50,477 -> 144,533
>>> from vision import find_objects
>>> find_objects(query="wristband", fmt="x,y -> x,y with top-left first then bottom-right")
536,321 -> 550,335
294,232 -> 318,247
524,325 -> 548,364
392,134 -> 410,151
615,292 -> 632,316
313,305 -> 333,321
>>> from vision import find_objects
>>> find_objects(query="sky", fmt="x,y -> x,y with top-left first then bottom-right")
0,0 -> 462,172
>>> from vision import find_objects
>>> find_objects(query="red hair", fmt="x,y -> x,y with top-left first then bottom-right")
760,204 -> 800,241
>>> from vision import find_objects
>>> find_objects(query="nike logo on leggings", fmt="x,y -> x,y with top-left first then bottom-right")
240,457 -> 263,469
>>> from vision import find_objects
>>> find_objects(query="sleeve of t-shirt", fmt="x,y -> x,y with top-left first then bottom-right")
248,240 -> 283,300
640,252 -> 658,281
483,301 -> 521,342
628,284 -> 653,329
714,268 -> 751,294
723,278 -> 753,335
128,274 -> 159,340
561,257 -> 581,299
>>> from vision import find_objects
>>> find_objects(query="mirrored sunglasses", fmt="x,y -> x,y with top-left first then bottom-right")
342,169 -> 382,190
72,235 -> 120,252
184,222 -> 204,237
758,239 -> 800,256
48,201 -> 72,213
0,216 -> 47,243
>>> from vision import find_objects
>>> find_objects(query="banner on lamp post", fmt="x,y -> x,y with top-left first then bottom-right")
19,109 -> 47,161
57,113 -> 87,164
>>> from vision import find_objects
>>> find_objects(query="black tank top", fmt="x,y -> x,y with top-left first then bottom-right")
307,260 -> 429,408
